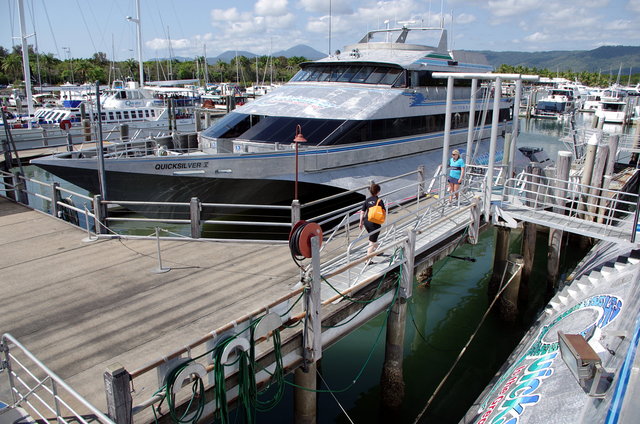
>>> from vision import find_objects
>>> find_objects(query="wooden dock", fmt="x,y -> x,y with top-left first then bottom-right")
0,197 -> 300,412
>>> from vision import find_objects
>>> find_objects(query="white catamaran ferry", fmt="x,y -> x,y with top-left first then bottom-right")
32,25 -> 523,219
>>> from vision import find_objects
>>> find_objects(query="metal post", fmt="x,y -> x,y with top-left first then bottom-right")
291,199 -> 301,225
13,172 -> 28,205
441,76 -> 454,196
465,78 -> 478,161
66,131 -> 73,152
485,77 -> 502,218
104,363 -> 132,424
189,197 -> 201,238
51,182 -> 60,218
303,236 -> 322,363
417,165 -> 425,199
93,194 -> 105,235
400,230 -> 416,300
51,379 -> 62,422
152,227 -> 170,273
95,82 -> 108,200
508,79 -> 523,179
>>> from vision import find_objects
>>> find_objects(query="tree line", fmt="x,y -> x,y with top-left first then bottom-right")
496,64 -> 640,87
1,45 -> 638,90
0,45 -> 308,88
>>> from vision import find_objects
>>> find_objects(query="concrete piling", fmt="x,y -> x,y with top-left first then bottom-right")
294,365 -> 317,424
381,298 -> 407,409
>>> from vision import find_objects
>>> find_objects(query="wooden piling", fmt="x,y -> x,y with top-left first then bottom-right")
547,227 -> 562,294
499,253 -> 524,322
489,226 -> 511,299
520,221 -> 536,303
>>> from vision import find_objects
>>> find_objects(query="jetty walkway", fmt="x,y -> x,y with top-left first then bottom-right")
0,197 -> 300,413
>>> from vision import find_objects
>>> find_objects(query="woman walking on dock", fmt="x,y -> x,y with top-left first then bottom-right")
359,183 -> 385,256
448,149 -> 465,203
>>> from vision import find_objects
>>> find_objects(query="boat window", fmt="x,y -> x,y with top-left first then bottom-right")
200,112 -> 251,139
109,112 -> 114,120
101,113 -> 106,121
151,109 -> 155,117
364,67 -> 389,84
388,69 -> 405,87
145,110 -> 150,117
242,116 -> 348,144
337,66 -> 361,82
290,68 -> 312,82
329,66 -> 347,81
116,111 -> 122,120
352,66 -> 376,83
123,111 -> 130,119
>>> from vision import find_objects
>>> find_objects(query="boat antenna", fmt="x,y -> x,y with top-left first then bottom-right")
440,0 -> 444,28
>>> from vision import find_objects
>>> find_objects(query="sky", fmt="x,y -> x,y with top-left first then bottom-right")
2,0 -> 640,62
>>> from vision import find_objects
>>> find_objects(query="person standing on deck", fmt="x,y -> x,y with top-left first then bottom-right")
359,183 -> 385,256
448,149 -> 465,203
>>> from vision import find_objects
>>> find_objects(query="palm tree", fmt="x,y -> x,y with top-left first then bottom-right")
2,54 -> 23,82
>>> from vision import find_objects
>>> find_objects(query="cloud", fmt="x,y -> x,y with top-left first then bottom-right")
455,13 -> 476,25
524,32 -> 550,42
627,0 -> 640,13
146,38 -> 191,51
299,0 -> 352,14
255,0 -> 289,16
210,8 -> 247,22
486,0 -> 540,18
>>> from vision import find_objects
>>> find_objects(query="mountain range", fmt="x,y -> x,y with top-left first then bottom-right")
165,44 -> 640,75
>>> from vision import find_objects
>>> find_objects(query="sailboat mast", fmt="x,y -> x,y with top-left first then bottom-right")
135,0 -> 144,86
126,0 -> 144,85
17,0 -> 34,123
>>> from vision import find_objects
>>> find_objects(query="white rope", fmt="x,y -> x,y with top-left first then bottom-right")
413,260 -> 524,423
316,368 -> 355,424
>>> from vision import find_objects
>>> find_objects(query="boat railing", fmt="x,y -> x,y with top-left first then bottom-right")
0,333 -> 115,424
501,171 -> 640,243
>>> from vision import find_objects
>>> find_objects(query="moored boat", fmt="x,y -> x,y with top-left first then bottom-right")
32,24 -> 524,222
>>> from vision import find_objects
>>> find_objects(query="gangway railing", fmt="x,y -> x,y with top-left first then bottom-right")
0,333 -> 114,424
498,171 -> 640,244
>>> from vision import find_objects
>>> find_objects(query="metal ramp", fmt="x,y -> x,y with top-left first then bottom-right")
496,205 -> 637,246
318,194 -> 482,302
494,171 -> 640,247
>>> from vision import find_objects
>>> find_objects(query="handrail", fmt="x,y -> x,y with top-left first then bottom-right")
1,333 -> 115,424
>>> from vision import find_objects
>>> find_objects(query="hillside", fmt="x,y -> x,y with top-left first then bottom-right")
473,45 -> 640,74
164,45 -> 639,77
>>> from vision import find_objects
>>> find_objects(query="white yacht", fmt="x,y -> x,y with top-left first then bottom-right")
32,25 -> 523,219
534,87 -> 578,118
594,87 -> 630,124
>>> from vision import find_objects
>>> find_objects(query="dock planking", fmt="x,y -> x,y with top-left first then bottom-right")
0,196 -> 300,411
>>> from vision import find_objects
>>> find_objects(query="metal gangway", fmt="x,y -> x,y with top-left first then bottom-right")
493,171 -> 640,246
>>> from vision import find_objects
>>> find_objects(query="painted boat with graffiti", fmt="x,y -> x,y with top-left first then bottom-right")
462,238 -> 640,423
